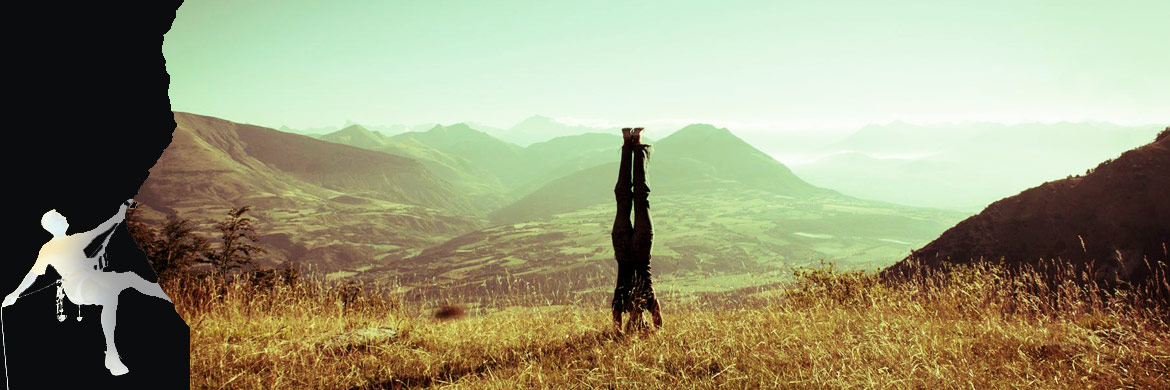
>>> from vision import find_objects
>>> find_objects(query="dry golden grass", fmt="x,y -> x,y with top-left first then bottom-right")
178,260 -> 1170,389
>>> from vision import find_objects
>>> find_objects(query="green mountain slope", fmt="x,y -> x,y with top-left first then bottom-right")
392,124 -> 527,186
322,124 -> 511,213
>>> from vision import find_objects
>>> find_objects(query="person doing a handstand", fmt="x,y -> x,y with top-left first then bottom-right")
611,127 -> 662,332
3,200 -> 172,376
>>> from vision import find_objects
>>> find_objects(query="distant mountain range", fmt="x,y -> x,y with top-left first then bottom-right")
321,123 -> 651,204
280,115 -> 615,147
320,124 -> 511,211
279,121 -> 434,137
489,115 -> 619,146
791,121 -> 1163,211
828,121 -> 1157,156
885,127 -> 1170,286
489,124 -> 831,225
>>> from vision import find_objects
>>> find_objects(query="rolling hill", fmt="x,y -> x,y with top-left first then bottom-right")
508,132 -> 644,196
392,124 -> 527,186
137,112 -> 485,273
321,124 -> 511,212
318,124 -> 391,150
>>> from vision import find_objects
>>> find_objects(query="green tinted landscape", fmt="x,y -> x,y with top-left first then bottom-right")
154,2 -> 1169,388
140,113 -> 972,298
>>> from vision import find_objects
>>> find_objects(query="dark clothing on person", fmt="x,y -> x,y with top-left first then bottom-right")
611,141 -> 659,328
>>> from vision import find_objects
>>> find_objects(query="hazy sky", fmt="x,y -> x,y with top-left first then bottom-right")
165,0 -> 1169,131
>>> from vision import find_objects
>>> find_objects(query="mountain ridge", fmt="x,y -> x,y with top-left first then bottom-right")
489,124 -> 833,224
138,112 -> 486,272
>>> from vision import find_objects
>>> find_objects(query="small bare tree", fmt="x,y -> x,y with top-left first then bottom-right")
126,208 -> 159,256
200,206 -> 266,278
127,209 -> 209,281
157,215 -> 210,279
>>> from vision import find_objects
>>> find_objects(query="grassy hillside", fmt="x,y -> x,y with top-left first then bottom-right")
183,260 -> 1169,389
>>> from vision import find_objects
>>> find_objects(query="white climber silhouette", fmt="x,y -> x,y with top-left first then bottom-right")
2,199 -> 172,376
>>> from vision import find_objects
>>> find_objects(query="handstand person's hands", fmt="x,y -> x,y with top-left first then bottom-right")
3,293 -> 17,307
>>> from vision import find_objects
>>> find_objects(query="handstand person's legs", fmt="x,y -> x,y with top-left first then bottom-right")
613,127 -> 635,235
615,127 -> 634,197
630,128 -> 662,328
631,131 -> 652,260
611,128 -> 635,328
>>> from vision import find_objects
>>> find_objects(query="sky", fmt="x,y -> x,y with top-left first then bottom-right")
164,0 -> 1169,132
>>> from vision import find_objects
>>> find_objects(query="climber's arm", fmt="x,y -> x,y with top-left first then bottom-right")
2,248 -> 51,307
73,202 -> 130,245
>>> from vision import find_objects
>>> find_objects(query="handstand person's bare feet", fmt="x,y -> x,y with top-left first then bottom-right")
622,127 -> 633,145
631,127 -> 644,145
